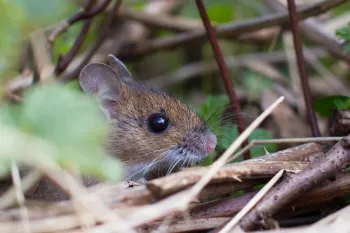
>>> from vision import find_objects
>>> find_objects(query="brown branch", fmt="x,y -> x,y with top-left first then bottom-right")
53,0 -> 116,75
147,142 -> 327,197
267,0 -> 350,65
79,0 -> 112,20
145,170 -> 350,233
191,170 -> 350,220
148,48 -> 327,88
148,161 -> 308,198
195,0 -> 250,160
48,0 -> 112,43
240,134 -> 350,231
286,0 -> 320,137
117,7 -> 281,44
117,6 -> 203,32
60,0 -> 123,82
118,0 -> 347,59
54,19 -> 93,75
29,30 -> 55,83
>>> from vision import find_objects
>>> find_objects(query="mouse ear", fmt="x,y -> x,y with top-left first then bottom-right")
79,63 -> 121,119
108,54 -> 134,82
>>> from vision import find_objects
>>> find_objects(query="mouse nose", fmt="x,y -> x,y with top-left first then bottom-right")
205,132 -> 217,153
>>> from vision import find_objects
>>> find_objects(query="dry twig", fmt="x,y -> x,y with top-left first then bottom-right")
240,134 -> 350,231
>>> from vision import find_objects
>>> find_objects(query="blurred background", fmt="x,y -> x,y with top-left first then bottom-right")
0,0 -> 349,169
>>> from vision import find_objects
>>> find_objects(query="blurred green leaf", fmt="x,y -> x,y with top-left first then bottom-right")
0,83 -> 121,181
334,97 -> 350,110
218,124 -> 276,160
207,5 -> 233,24
0,104 -> 21,127
219,124 -> 239,149
14,0 -> 77,24
313,96 -> 350,116
336,22 -> 350,53
0,0 -> 26,75
336,22 -> 350,40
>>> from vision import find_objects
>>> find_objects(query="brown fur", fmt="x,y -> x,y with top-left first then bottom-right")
2,55 -> 215,202
108,81 -> 203,166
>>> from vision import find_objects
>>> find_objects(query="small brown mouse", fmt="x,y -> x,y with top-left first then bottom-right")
79,54 -> 217,183
2,55 -> 216,202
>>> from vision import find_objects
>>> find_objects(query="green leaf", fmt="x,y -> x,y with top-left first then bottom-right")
207,5 -> 233,24
0,0 -> 26,75
22,83 -> 107,150
0,104 -> 21,127
336,22 -> 350,53
199,95 -> 229,137
0,82 -> 121,181
334,97 -> 350,110
336,22 -> 350,40
344,42 -> 350,53
248,128 -> 276,158
14,0 -> 77,25
217,124 -> 276,161
313,96 -> 350,116
219,124 -> 239,149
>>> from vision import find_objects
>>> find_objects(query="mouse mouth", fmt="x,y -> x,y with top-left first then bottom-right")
165,146 -> 211,168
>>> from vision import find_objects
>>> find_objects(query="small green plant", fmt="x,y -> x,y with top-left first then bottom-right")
198,95 -> 277,165
0,82 -> 121,181
313,95 -> 350,117
336,21 -> 350,53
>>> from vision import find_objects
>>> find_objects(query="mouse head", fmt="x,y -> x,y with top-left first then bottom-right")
79,55 -> 216,181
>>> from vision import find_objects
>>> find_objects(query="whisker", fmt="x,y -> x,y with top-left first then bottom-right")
167,156 -> 182,175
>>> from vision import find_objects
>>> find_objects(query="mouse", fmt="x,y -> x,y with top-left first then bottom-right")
1,55 -> 217,202
79,54 -> 217,183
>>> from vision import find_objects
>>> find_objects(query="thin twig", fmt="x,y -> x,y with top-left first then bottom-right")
195,0 -> 250,160
219,169 -> 285,233
61,0 -> 123,81
185,97 -> 285,202
117,6 -> 203,32
240,134 -> 350,230
228,137 -> 341,163
0,170 -> 41,210
286,0 -> 320,137
29,29 -> 55,82
11,161 -> 31,233
148,48 -> 327,88
118,0 -> 347,58
48,0 -> 112,42
269,0 -> 350,65
55,19 -> 93,75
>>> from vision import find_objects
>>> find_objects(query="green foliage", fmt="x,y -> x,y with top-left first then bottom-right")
0,0 -> 78,79
249,128 -> 276,158
336,22 -> 350,53
14,0 -> 77,25
217,124 -> 276,161
198,95 -> 277,164
179,0 -> 268,22
199,95 -> 229,135
334,97 -> 350,110
313,96 -> 350,117
0,82 -> 121,181
0,0 -> 25,75
206,5 -> 233,24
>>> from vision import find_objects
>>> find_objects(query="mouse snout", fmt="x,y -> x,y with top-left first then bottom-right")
205,132 -> 217,153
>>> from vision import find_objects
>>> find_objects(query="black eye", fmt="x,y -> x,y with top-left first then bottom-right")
147,112 -> 169,134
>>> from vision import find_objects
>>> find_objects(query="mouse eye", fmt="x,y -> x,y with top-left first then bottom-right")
147,112 -> 169,134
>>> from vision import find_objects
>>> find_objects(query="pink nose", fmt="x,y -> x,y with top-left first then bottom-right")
206,132 -> 217,153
